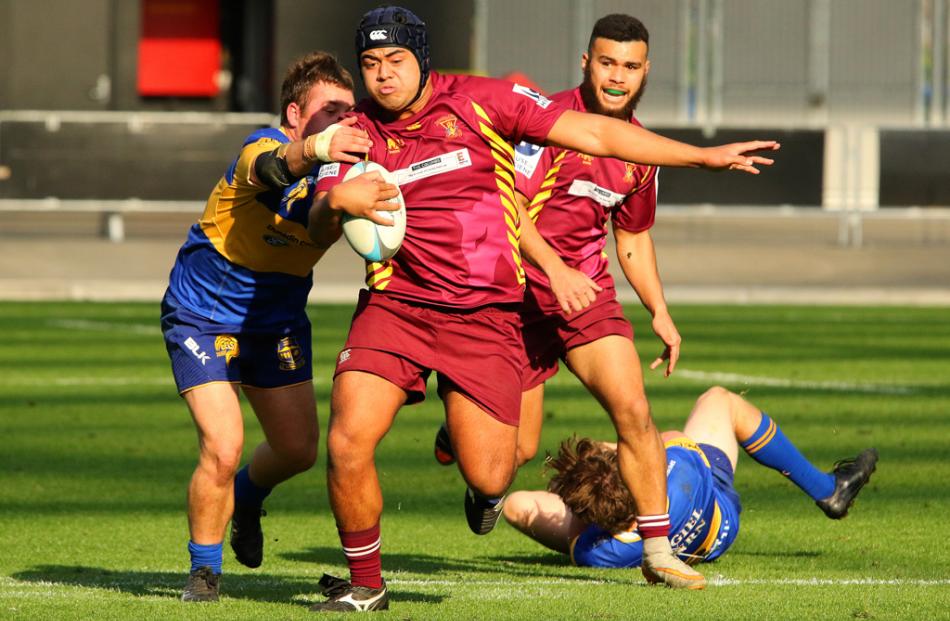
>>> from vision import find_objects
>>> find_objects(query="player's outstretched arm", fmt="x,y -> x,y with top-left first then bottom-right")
545,110 -> 779,173
307,173 -> 399,248
251,118 -> 373,189
517,194 -> 602,314
615,227 -> 680,376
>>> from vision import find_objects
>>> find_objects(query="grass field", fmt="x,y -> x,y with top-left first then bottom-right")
1,301 -> 949,620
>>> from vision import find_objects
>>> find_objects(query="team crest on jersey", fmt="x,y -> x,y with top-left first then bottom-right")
386,137 -> 404,153
276,336 -> 304,371
624,163 -> 636,183
436,114 -> 462,139
214,335 -> 239,366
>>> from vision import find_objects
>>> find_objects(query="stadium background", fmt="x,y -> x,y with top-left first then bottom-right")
0,0 -> 948,305
1,2 -> 949,618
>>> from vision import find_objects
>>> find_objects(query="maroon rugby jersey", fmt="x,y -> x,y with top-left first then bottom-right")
515,87 -> 658,315
315,72 -> 566,309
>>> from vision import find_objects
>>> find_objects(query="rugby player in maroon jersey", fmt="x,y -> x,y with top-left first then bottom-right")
306,7 -> 778,611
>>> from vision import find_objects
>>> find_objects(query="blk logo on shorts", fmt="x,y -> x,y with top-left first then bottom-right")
339,349 -> 351,364
184,337 -> 210,366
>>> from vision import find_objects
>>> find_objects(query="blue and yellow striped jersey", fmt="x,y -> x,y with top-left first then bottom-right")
165,128 -> 325,331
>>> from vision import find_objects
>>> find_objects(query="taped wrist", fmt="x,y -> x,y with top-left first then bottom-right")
306,123 -> 342,162
254,143 -> 294,189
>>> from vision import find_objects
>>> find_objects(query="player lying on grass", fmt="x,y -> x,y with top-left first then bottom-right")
306,5 -> 778,610
503,386 -> 878,575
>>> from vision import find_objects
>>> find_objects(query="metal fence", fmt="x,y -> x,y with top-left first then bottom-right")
478,0 -> 950,128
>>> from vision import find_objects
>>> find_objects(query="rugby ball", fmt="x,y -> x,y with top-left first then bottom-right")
340,161 -> 406,261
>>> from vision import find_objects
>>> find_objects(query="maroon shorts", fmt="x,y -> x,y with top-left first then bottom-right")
521,296 -> 634,390
335,290 -> 525,426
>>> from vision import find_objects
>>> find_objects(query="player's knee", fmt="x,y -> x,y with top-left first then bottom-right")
611,396 -> 655,436
326,426 -> 369,471
516,440 -> 539,466
199,442 -> 243,485
461,460 -> 514,499
281,437 -> 319,473
699,385 -> 734,407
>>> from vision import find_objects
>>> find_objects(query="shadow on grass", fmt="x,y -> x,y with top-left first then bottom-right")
728,549 -> 823,558
10,565 -> 442,605
281,546 -> 622,583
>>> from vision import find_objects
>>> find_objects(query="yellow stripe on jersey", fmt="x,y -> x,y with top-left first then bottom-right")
366,260 -> 393,290
527,152 -> 567,222
690,501 -> 723,565
471,99 -> 523,285
664,437 -> 712,468
471,100 -> 493,125
632,165 -> 654,193
612,530 -> 642,544
491,150 -> 516,178
744,419 -> 777,454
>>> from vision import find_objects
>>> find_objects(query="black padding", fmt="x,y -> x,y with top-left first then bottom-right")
254,148 -> 295,189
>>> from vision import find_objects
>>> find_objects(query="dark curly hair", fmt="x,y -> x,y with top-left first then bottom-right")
588,13 -> 650,51
546,437 -> 637,534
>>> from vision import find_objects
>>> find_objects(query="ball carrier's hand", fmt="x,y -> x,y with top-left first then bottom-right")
328,171 -> 400,226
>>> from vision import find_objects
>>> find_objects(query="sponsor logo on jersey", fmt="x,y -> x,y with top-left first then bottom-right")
578,153 -> 593,166
514,141 -> 544,178
386,136 -> 404,153
214,335 -> 239,366
184,337 -> 210,366
567,179 -> 625,207
396,148 -> 473,185
277,336 -> 304,371
369,29 -> 388,41
317,162 -> 341,181
436,114 -> 462,139
512,83 -> 553,108
263,235 -> 289,247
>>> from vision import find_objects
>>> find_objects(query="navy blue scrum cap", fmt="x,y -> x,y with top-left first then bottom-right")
355,6 -> 430,102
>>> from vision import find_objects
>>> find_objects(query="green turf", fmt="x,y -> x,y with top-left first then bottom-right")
1,301 -> 949,620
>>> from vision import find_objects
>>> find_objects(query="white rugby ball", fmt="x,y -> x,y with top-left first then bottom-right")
340,161 -> 406,261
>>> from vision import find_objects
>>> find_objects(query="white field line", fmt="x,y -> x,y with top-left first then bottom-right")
47,319 -> 161,336
31,319 -> 924,396
2,576 -> 949,595
672,369 -> 917,395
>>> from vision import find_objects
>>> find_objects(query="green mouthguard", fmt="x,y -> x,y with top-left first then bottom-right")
603,88 -> 626,96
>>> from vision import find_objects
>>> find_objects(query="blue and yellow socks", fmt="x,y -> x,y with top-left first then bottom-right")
741,413 -> 835,501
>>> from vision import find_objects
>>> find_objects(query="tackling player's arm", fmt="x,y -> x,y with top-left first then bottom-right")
251,117 -> 373,189
614,225 -> 680,376
517,192 -> 602,314
307,173 -> 400,248
544,110 -> 779,173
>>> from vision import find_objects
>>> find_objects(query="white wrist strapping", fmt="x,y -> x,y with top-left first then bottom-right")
311,123 -> 342,162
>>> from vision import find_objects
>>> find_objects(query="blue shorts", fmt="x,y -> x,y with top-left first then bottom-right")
698,443 -> 742,562
161,301 -> 313,393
